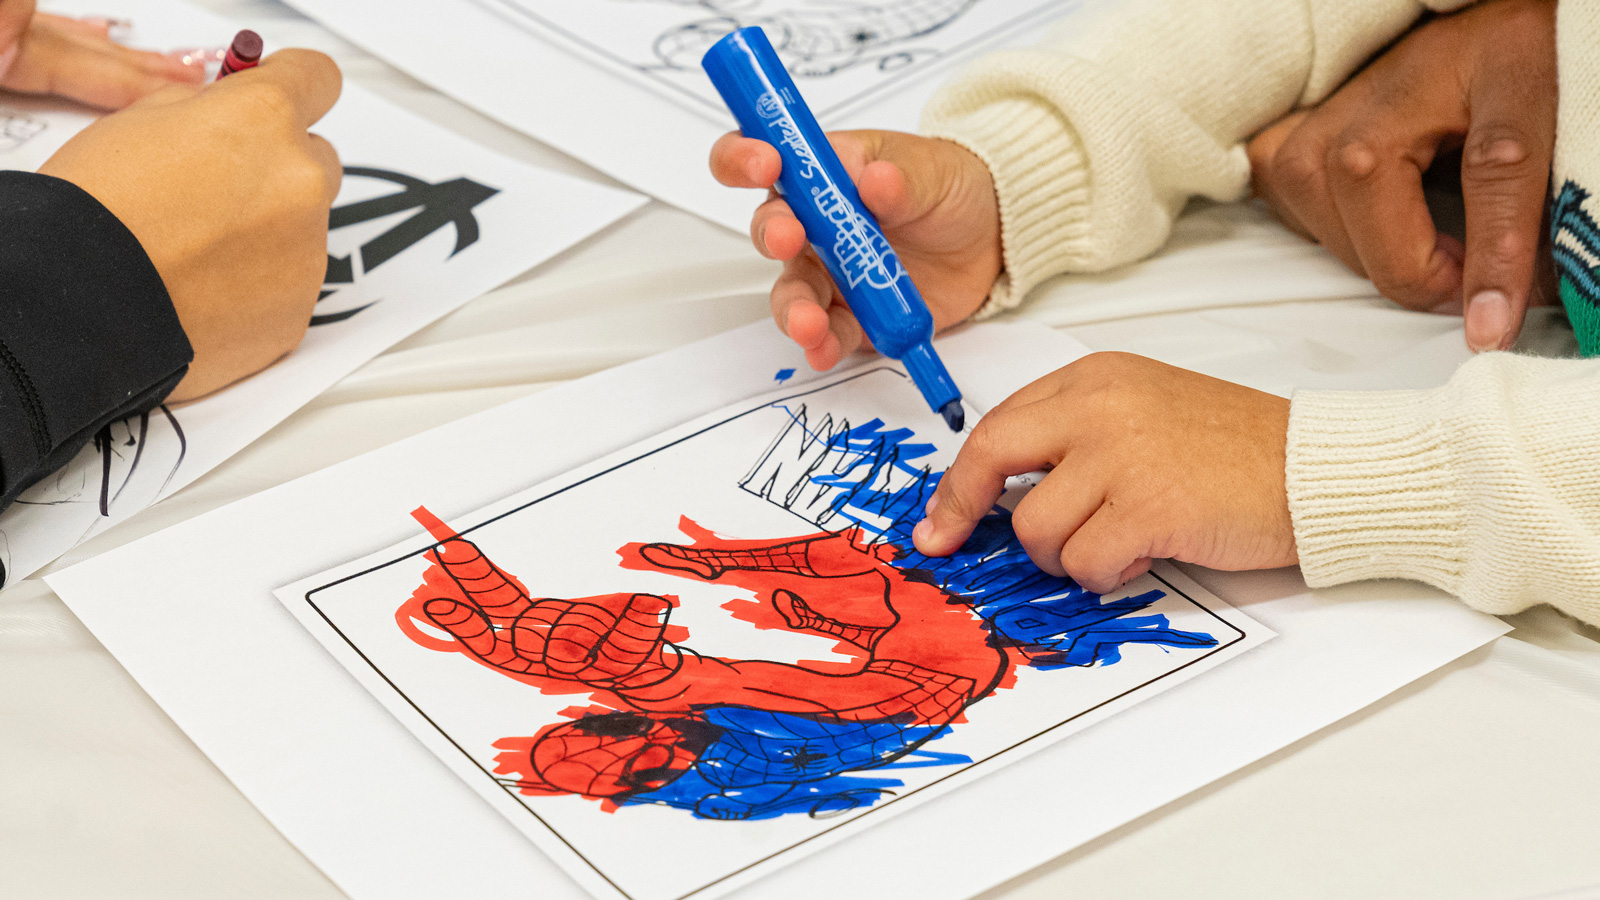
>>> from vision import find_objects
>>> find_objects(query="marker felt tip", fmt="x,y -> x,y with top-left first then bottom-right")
215,29 -> 262,81
702,27 -> 966,432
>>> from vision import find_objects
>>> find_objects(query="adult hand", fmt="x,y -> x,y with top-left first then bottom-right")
912,353 -> 1297,592
710,129 -> 1002,371
39,49 -> 343,401
1247,0 -> 1556,352
1,7 -> 204,109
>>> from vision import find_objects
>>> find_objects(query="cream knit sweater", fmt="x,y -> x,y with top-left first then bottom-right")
922,0 -> 1600,624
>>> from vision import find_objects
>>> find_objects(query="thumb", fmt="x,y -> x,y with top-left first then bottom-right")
831,129 -> 948,230
1460,33 -> 1557,351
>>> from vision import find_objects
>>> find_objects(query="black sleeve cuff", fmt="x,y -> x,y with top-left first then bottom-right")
0,171 -> 193,510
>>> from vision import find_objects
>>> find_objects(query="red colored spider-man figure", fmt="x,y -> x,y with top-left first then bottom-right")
397,506 -> 1010,820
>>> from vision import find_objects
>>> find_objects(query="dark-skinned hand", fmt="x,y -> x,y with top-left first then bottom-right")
1248,0 -> 1557,352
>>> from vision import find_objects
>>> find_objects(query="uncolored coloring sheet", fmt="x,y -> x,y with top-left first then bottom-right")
281,0 -> 1091,230
277,363 -> 1270,900
0,0 -> 645,586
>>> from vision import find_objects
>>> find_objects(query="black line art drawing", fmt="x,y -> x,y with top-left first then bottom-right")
480,0 -> 1080,119
316,166 -> 500,327
294,368 -> 1254,900
636,0 -> 981,76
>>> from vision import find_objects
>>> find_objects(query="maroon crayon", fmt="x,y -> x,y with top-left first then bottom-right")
215,29 -> 263,81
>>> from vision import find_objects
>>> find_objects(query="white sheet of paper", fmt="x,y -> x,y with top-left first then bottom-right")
47,321 -> 1510,900
278,0 -> 1092,230
273,363 -> 1269,900
0,0 -> 646,586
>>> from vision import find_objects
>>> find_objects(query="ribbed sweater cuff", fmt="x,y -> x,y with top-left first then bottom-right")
922,97 -> 1091,317
1286,389 -> 1466,593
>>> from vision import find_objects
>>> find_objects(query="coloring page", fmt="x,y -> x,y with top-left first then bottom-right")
279,364 -> 1271,900
280,0 -> 1091,230
480,0 -> 1073,119
0,0 -> 646,586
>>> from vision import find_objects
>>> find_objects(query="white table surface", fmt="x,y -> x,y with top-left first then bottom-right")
2,2 -> 1599,898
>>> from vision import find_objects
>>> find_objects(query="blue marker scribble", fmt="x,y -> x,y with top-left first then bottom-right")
630,707 -> 968,820
744,408 -> 1218,669
483,403 -> 1220,823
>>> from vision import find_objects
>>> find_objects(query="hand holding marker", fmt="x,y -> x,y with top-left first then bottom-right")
703,27 -> 967,432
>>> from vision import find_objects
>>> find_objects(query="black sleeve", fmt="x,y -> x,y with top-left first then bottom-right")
0,171 -> 193,512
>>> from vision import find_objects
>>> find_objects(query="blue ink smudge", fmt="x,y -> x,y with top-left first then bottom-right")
774,368 -> 797,383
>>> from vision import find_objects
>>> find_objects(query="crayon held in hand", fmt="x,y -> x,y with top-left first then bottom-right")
702,26 -> 967,433
215,29 -> 263,81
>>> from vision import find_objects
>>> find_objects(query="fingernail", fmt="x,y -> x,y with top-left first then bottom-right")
1472,138 -> 1528,167
1430,298 -> 1464,316
924,493 -> 940,516
167,47 -> 224,69
1465,290 -> 1511,352
912,517 -> 936,549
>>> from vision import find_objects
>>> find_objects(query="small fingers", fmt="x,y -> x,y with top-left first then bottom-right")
822,298 -> 867,362
710,131 -> 781,188
1058,509 -> 1147,594
771,251 -> 846,366
914,402 -> 1063,557
1006,469 -> 1101,578
751,192 -> 805,260
855,157 -> 915,227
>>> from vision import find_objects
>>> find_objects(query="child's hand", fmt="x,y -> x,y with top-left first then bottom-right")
1247,0 -> 1556,352
1,7 -> 204,110
710,129 -> 1001,371
911,353 -> 1297,593
39,50 -> 343,401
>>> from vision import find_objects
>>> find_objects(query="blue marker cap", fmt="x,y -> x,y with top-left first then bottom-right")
703,27 -> 965,432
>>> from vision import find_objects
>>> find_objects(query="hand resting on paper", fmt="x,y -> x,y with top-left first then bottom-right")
0,2 -> 205,109
912,353 -> 1297,593
710,129 -> 1002,371
1247,0 -> 1558,353
38,49 -> 344,401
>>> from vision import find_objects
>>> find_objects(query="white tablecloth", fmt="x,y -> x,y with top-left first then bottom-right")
2,2 -> 1599,898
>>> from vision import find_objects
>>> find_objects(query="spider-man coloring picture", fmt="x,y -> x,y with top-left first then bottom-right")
286,367 -> 1267,900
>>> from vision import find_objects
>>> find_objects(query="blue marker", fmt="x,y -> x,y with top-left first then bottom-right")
703,27 -> 966,432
